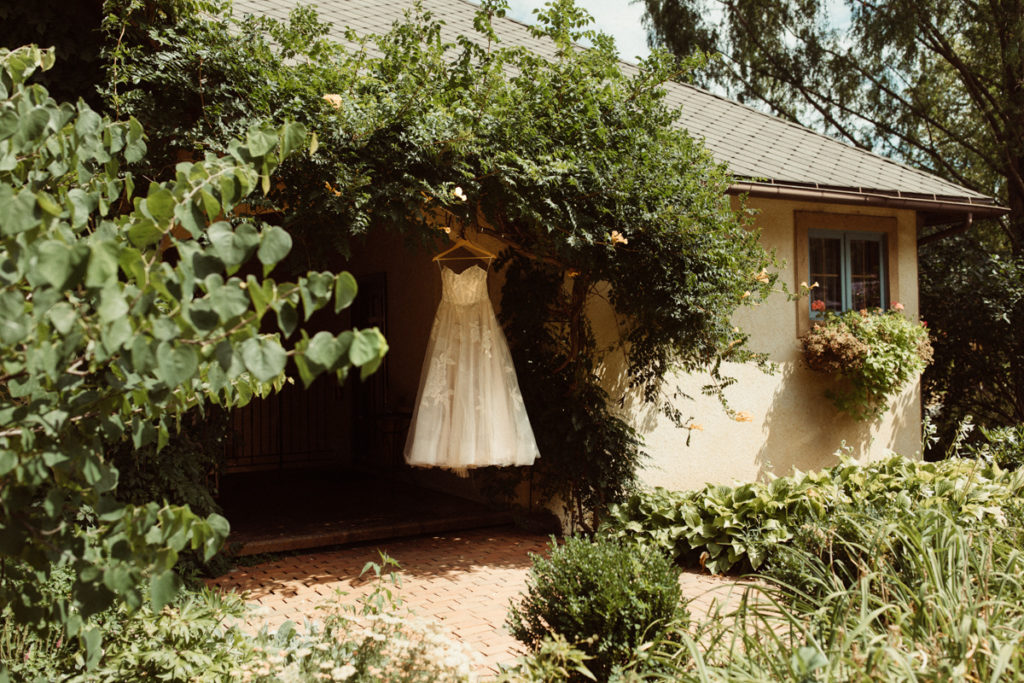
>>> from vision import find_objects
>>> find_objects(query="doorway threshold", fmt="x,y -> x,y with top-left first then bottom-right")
219,468 -> 513,556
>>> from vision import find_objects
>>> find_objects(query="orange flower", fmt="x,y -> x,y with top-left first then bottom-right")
567,268 -> 581,278
734,411 -> 754,423
609,230 -> 628,245
688,423 -> 704,431
322,93 -> 343,109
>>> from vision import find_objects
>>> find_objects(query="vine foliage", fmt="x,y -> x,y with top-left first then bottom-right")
103,0 -> 778,527
0,44 -> 386,670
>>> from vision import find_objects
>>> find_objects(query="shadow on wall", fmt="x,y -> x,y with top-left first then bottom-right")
594,351 -> 666,437
755,362 -> 887,481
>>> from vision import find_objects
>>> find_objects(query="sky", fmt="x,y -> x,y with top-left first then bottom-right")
504,0 -> 653,63
501,1 -> 851,65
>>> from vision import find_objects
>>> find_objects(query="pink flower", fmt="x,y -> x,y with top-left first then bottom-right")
859,309 -> 868,317
891,301 -> 905,311
811,299 -> 826,312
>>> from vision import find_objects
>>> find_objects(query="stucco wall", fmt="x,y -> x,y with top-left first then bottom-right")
597,198 -> 923,491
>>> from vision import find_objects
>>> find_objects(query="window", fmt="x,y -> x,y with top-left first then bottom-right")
795,211 -> 899,336
808,230 -> 886,315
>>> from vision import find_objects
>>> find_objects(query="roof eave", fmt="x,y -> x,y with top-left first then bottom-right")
727,180 -> 1008,222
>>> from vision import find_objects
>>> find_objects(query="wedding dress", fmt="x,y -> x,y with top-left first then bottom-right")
404,264 -> 540,473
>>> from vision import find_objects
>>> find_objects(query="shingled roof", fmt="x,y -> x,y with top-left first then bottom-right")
233,0 -> 1004,220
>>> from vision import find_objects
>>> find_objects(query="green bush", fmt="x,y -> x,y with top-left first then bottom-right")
801,307 -> 933,419
608,455 -> 1023,574
110,407 -> 230,521
507,535 -> 685,681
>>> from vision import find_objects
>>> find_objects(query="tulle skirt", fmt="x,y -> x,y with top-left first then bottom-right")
404,279 -> 540,473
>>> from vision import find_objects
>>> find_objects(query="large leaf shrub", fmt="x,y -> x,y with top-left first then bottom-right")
507,535 -> 685,681
103,0 -> 780,529
607,455 -> 1022,574
0,44 -> 385,673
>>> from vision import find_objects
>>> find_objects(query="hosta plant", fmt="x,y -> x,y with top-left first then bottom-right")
607,455 -> 1022,574
801,304 -> 933,420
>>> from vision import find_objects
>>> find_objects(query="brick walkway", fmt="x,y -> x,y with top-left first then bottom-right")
207,527 -> 747,676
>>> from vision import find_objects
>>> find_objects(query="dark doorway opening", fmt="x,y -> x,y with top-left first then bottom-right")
218,270 -> 512,555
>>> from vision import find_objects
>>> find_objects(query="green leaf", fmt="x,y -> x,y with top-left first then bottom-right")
150,571 -> 181,612
208,281 -> 250,322
102,317 -> 133,353
0,291 -> 26,344
276,301 -> 298,338
128,218 -> 162,248
0,450 -> 16,477
37,240 -> 74,289
131,336 -> 156,374
156,342 -> 199,386
86,240 -> 120,288
187,301 -> 219,331
83,627 -> 102,670
247,127 -> 278,157
15,107 -> 50,145
35,191 -> 62,217
68,188 -> 99,228
349,328 -> 385,367
257,225 -> 292,273
214,339 -> 245,378
209,221 -> 260,271
199,189 -> 220,221
145,186 -> 176,224
97,285 -> 129,322
335,272 -> 358,312
279,121 -> 306,159
246,275 -> 271,317
0,110 -> 17,140
240,336 -> 287,382
305,331 -> 343,370
0,186 -> 38,234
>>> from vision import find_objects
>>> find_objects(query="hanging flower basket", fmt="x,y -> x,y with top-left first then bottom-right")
800,304 -> 933,420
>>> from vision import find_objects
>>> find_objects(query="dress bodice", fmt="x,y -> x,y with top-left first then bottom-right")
441,265 -> 489,305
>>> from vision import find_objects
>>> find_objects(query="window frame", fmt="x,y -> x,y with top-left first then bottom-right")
795,211 -> 899,337
808,228 -> 888,316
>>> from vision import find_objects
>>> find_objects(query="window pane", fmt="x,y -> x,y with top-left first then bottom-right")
849,238 -> 882,310
809,236 -> 842,313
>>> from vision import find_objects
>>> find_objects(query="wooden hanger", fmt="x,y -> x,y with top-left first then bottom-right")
432,237 -> 498,262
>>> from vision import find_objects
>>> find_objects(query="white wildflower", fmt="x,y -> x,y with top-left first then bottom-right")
332,664 -> 357,681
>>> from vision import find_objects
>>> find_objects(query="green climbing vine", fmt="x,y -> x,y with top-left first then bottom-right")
101,0 -> 777,528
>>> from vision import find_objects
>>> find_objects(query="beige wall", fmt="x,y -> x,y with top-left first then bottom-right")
601,198 -> 923,491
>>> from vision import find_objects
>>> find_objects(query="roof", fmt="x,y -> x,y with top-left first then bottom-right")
232,0 -> 1004,218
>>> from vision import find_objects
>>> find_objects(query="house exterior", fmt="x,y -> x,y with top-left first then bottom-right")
232,0 -> 1005,491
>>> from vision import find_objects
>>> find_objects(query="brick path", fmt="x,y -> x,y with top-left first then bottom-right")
207,527 -> 748,676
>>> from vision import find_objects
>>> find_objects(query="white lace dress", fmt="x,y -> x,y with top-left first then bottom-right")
404,265 -> 540,473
